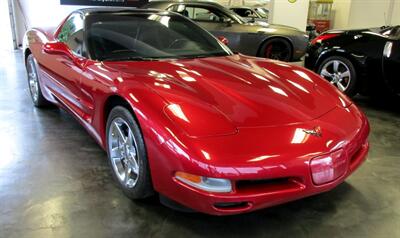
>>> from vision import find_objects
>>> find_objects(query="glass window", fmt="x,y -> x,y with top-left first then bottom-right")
86,12 -> 232,61
254,8 -> 269,18
231,8 -> 257,18
172,5 -> 234,23
58,13 -> 84,55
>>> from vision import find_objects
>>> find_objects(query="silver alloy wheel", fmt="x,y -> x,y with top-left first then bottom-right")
27,57 -> 39,102
320,60 -> 351,92
108,117 -> 140,188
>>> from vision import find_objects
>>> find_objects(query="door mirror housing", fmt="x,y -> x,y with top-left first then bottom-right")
43,41 -> 71,56
217,36 -> 229,46
223,18 -> 233,27
43,41 -> 86,68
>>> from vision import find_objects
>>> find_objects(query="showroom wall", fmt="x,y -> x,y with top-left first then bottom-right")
270,0 -> 310,31
10,0 -> 400,47
348,0 -> 392,28
331,0 -> 352,29
0,0 -> 13,50
392,0 -> 400,25
11,0 -> 84,46
333,0 -> 400,29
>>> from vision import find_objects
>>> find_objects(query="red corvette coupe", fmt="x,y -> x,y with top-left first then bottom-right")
23,8 -> 370,215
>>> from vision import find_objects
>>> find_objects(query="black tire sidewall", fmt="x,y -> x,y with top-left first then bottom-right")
106,106 -> 153,199
317,56 -> 358,97
260,38 -> 293,62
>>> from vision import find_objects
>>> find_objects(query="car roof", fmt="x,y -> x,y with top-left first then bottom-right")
230,6 -> 253,10
145,1 -> 225,7
74,7 -> 165,15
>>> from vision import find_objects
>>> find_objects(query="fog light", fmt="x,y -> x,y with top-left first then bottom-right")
310,149 -> 348,185
175,171 -> 232,193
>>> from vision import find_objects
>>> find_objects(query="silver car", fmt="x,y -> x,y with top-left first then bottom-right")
143,1 -> 309,62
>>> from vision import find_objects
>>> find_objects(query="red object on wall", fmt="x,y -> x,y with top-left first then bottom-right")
311,20 -> 331,33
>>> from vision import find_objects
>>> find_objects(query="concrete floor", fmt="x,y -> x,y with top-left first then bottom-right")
1,49 -> 399,238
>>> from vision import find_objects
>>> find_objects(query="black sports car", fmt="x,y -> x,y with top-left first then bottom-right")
305,26 -> 400,97
143,1 -> 309,62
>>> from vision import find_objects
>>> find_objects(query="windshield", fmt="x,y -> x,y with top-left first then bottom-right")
380,26 -> 400,38
86,12 -> 232,61
254,8 -> 269,18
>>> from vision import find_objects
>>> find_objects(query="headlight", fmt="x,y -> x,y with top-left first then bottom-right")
175,171 -> 232,193
310,149 -> 348,185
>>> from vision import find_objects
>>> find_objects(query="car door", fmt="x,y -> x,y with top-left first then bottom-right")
169,4 -> 242,52
383,39 -> 400,95
44,13 -> 87,117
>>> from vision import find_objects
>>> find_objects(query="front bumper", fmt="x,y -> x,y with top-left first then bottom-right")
292,34 -> 310,61
153,104 -> 370,215
172,140 -> 368,215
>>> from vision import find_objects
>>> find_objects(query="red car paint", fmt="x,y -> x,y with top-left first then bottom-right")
23,14 -> 369,215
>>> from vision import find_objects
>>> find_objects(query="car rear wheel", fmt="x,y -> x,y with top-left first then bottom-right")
317,56 -> 358,97
260,38 -> 292,62
26,54 -> 51,107
106,106 -> 154,199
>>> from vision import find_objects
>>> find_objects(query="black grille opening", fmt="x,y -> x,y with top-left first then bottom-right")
214,202 -> 250,210
236,177 -> 293,190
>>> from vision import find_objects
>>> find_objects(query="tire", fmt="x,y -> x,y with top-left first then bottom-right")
26,54 -> 51,107
260,38 -> 292,62
106,106 -> 154,199
317,56 -> 358,97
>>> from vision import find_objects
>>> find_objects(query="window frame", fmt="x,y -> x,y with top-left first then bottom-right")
168,4 -> 241,24
56,12 -> 87,58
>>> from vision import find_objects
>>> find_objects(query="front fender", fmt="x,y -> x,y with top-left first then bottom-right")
318,48 -> 367,73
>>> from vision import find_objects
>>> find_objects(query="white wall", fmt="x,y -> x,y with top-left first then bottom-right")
391,0 -> 400,25
331,0 -> 352,29
270,0 -> 309,31
12,0 -> 86,46
347,0 -> 392,28
332,0 -> 399,29
0,0 -> 13,50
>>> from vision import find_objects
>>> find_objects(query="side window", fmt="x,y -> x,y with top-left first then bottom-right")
233,8 -> 256,18
57,13 -> 84,56
246,10 -> 258,18
171,5 -> 233,23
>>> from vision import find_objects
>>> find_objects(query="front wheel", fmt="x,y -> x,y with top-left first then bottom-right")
106,106 -> 154,199
26,54 -> 51,107
260,38 -> 292,62
317,56 -> 358,97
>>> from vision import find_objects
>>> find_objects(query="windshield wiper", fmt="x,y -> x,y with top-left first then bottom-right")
178,53 -> 228,59
102,56 -> 160,62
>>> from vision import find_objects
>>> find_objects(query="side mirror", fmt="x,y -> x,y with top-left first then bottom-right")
217,36 -> 229,46
43,41 -> 86,68
43,41 -> 71,56
223,18 -> 233,27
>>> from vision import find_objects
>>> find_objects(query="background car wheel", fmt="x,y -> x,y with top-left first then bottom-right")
106,106 -> 154,199
317,56 -> 358,97
260,38 -> 292,62
26,54 -> 51,107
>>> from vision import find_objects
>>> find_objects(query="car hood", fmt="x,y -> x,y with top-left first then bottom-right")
241,22 -> 304,34
103,54 -> 350,129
